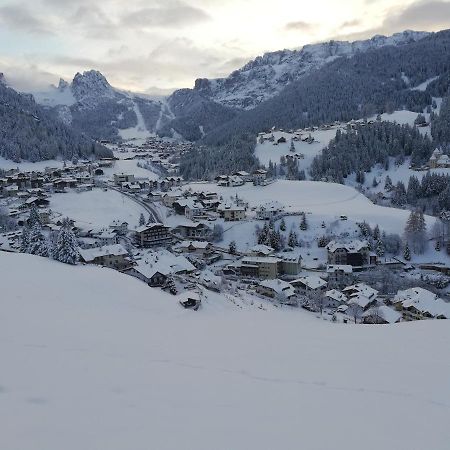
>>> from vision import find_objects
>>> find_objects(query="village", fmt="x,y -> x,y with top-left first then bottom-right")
1,129 -> 450,324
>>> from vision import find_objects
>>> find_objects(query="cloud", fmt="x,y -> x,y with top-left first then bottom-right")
121,0 -> 210,28
284,21 -> 315,32
382,0 -> 450,31
0,3 -> 52,35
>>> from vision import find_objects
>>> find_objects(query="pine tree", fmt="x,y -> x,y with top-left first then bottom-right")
166,276 -> 177,295
385,175 -> 393,191
300,214 -> 308,231
28,224 -> 49,257
376,239 -> 385,257
373,224 -> 380,241
20,225 -> 30,253
280,218 -> 286,231
28,204 -> 41,227
229,240 -> 237,255
403,242 -> 411,261
289,139 -> 295,152
139,213 -> 146,226
435,239 -> 441,251
288,230 -> 298,247
54,219 -> 79,265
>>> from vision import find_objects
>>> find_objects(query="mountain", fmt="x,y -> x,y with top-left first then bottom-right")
33,70 -> 165,142
191,30 -> 429,110
0,79 -> 111,162
179,29 -> 450,179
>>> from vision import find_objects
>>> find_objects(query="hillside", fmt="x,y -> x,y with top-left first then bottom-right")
0,80 -> 111,162
1,251 -> 450,450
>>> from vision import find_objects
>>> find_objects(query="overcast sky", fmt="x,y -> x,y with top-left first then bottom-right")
1,0 -> 450,93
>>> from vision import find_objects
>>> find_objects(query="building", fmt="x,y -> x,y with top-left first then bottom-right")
176,240 -> 213,256
94,230 -> 118,246
429,149 -> 450,169
252,169 -> 268,185
256,201 -> 285,220
113,173 -> 135,186
343,283 -> 378,311
290,275 -> 327,294
325,289 -> 348,308
326,264 -> 353,288
280,255 -> 302,276
173,223 -> 212,240
256,279 -> 296,302
240,256 -> 281,279
248,244 -> 274,257
326,240 -> 373,266
362,306 -> 402,324
79,244 -> 131,270
217,204 -> 246,221
134,223 -> 172,247
393,287 -> 450,321
109,220 -> 129,236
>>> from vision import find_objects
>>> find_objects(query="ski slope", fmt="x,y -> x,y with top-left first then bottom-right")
1,252 -> 449,450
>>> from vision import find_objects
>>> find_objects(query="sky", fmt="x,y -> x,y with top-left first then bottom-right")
1,0 -> 450,93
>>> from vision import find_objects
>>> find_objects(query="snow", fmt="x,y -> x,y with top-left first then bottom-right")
185,180 -> 435,234
32,85 -> 76,107
0,156 -> 65,172
50,189 -> 147,229
1,251 -> 450,450
118,101 -> 153,142
255,129 -> 338,170
411,76 -> 439,92
100,159 -> 160,181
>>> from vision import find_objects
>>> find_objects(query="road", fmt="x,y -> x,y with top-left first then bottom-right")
107,185 -> 161,223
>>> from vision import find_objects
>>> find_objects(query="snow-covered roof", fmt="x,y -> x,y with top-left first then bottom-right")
291,275 -> 327,290
256,200 -> 284,212
363,306 -> 402,323
259,279 -> 296,297
250,244 -> 274,255
135,223 -> 167,233
177,240 -> 211,250
79,244 -> 128,262
326,264 -> 353,273
131,250 -> 195,278
326,240 -> 368,253
325,289 -> 347,303
347,293 -> 375,309
241,256 -> 281,264
343,283 -> 378,300
393,287 -> 450,318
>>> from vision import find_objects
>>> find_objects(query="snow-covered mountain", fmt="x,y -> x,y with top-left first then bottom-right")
193,30 -> 429,110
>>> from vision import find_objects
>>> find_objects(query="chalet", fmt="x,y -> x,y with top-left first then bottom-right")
217,204 -> 246,221
257,279 -> 296,302
252,169 -> 268,185
232,171 -> 251,182
162,189 -> 184,207
326,264 -> 353,288
290,276 -> 327,294
185,201 -> 207,220
429,149 -> 450,169
393,287 -> 450,321
94,230 -> 118,246
343,283 -> 378,311
199,270 -> 222,291
79,244 -> 131,270
109,220 -> 128,236
53,178 -> 78,190
178,291 -> 201,310
134,223 -> 172,247
362,306 -> 402,324
326,240 -> 373,266
176,240 -> 213,256
325,289 -> 348,308
113,173 -> 135,186
248,244 -> 274,257
173,223 -> 213,240
256,201 -> 284,220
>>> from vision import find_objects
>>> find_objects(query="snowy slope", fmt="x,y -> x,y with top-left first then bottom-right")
1,251 -> 450,450
186,180 -> 435,234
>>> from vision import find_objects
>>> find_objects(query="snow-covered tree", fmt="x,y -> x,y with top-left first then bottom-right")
139,213 -> 146,226
280,218 -> 286,231
288,230 -> 298,247
289,139 -> 295,152
229,240 -> 237,255
54,219 -> 79,265
384,175 -> 393,191
166,275 -> 177,295
28,204 -> 41,228
28,224 -> 49,257
403,242 -> 411,261
300,214 -> 308,231
20,225 -> 31,253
